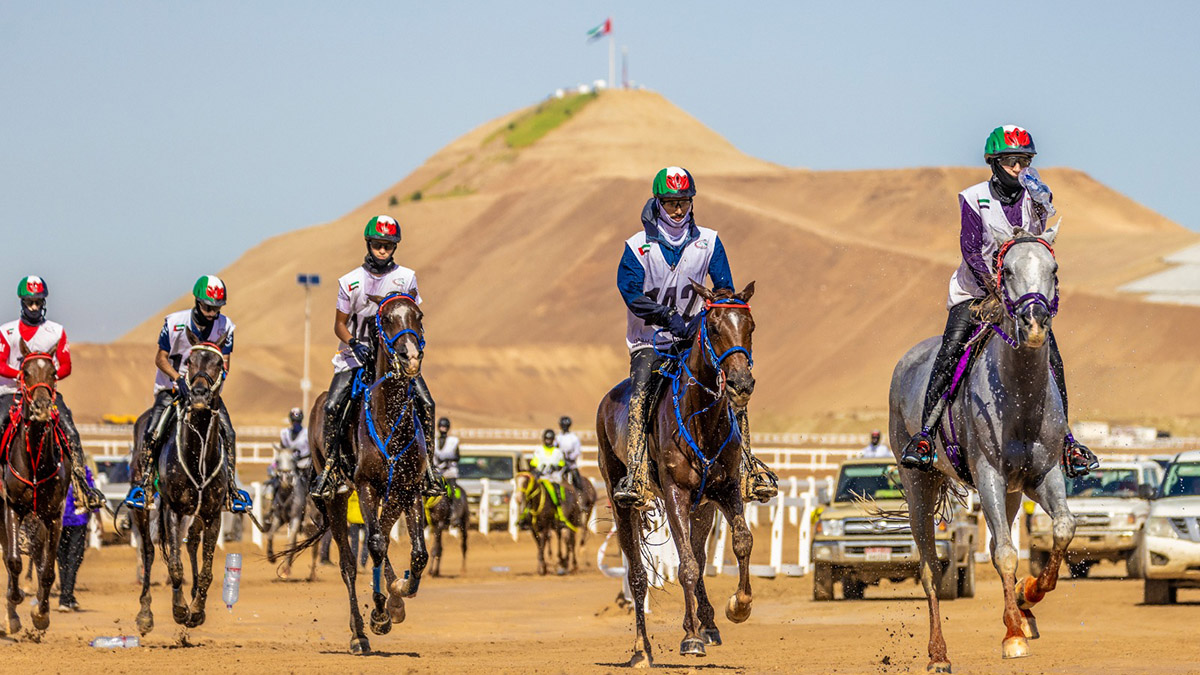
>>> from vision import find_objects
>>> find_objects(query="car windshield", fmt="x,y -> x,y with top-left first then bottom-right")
1161,462 -> 1200,498
835,464 -> 904,502
1065,468 -> 1139,498
458,455 -> 515,481
94,459 -> 131,484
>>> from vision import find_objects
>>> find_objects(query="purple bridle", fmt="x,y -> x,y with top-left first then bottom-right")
995,237 -> 1059,319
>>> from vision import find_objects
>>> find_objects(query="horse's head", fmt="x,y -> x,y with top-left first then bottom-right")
689,281 -> 756,409
513,471 -> 535,510
17,342 -> 57,423
183,327 -> 229,411
370,293 -> 424,380
991,222 -> 1060,348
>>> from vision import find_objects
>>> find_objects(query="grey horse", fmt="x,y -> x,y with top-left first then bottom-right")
265,446 -> 317,580
889,222 -> 1076,671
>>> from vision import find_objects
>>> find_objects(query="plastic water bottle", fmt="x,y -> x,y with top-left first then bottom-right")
90,636 -> 139,648
1018,167 -> 1056,217
222,552 -> 241,610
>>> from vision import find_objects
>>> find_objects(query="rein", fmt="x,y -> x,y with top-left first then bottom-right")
173,404 -> 226,515
516,472 -> 577,532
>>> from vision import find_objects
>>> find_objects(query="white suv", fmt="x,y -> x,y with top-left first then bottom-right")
1138,451 -> 1200,604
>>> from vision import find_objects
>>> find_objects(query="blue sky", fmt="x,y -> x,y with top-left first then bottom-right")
2,2 -> 1197,340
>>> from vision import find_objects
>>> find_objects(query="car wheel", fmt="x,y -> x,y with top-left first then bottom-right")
936,561 -> 959,600
1028,549 -> 1050,577
813,563 -> 834,602
1068,561 -> 1091,579
842,578 -> 866,600
1144,579 -> 1176,605
957,555 -> 976,598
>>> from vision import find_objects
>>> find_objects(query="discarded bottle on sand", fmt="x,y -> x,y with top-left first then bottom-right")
1018,167 -> 1056,217
223,552 -> 242,610
90,636 -> 140,648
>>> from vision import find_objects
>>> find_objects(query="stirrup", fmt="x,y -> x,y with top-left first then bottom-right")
746,460 -> 778,503
612,474 -> 653,511
124,485 -> 149,510
1063,437 -> 1099,478
422,471 -> 446,498
313,468 -> 337,500
230,488 -> 252,514
900,430 -> 936,470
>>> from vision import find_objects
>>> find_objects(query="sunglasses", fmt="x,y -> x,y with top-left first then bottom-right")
997,155 -> 1033,169
661,198 -> 692,211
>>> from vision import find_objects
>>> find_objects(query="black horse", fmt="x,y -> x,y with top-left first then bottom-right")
425,486 -> 468,577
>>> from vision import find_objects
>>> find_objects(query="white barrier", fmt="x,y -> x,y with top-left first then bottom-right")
508,479 -> 520,542
250,482 -> 264,548
478,478 -> 491,535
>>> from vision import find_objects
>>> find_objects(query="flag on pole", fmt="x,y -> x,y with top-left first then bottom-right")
586,17 -> 612,42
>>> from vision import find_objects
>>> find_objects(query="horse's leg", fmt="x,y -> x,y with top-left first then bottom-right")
2,506 -> 20,634
185,515 -> 221,628
285,499 -> 305,578
378,501 -> 406,626
457,499 -> 469,575
31,518 -> 60,631
327,492 -> 368,654
903,468 -> 951,672
1019,466 -> 1076,640
399,493 -> 428,597
713,486 -> 754,625
533,518 -> 548,576
662,482 -> 705,656
165,512 -> 189,625
355,484 -> 393,637
689,502 -> 721,646
186,516 -> 202,601
977,464 -> 1029,658
134,509 -> 156,635
430,507 -> 443,578
265,508 -> 277,563
614,502 -> 652,668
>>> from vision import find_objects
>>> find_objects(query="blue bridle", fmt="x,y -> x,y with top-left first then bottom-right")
374,292 -> 425,359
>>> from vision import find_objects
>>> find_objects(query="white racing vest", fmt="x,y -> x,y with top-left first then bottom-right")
433,435 -> 460,479
555,431 -> 582,469
154,310 -> 236,392
333,265 -> 421,372
947,181 -> 1046,309
280,426 -> 311,469
0,320 -> 66,395
624,226 -> 718,352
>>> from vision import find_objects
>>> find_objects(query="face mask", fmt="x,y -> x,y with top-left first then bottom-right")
990,159 -> 1024,205
21,303 -> 45,326
191,302 -> 217,333
363,242 -> 397,274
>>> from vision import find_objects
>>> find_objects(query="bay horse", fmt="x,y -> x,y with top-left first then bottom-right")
0,346 -> 71,634
132,329 -> 231,635
424,485 -> 468,577
282,292 -> 430,655
265,446 -> 318,580
890,224 -> 1075,670
596,281 -> 757,667
515,472 -> 584,575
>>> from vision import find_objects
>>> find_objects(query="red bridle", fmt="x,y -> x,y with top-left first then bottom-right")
994,237 -> 1055,291
18,353 -> 56,399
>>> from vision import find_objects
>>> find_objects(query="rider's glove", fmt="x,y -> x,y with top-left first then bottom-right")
174,375 -> 189,396
666,312 -> 689,337
349,338 -> 372,365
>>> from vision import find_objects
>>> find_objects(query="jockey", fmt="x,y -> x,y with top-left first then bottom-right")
124,275 -> 252,512
531,429 -> 566,483
899,126 -> 1100,478
432,417 -> 460,490
280,407 -> 311,476
312,215 -> 443,500
0,276 -> 105,510
555,415 -> 584,490
612,167 -> 778,510
859,430 -> 891,458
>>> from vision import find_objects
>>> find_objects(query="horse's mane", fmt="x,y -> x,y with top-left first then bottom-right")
710,287 -> 736,301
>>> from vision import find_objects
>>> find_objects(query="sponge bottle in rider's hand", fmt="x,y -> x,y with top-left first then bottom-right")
1019,167 -> 1056,217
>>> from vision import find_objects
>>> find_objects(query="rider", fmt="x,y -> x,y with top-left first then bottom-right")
612,166 -> 778,510
531,429 -> 566,483
280,406 -> 311,477
432,416 -> 460,492
899,125 -> 1100,478
123,275 -> 252,512
859,430 -> 890,458
0,276 -> 105,510
555,415 -> 584,491
312,215 -> 443,500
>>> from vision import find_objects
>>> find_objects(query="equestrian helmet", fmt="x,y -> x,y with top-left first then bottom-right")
289,407 -> 304,423
542,429 -> 555,445
192,274 -> 227,307
17,276 -> 48,300
437,417 -> 450,430
984,125 -> 1037,163
559,415 -> 572,429
652,166 -> 696,200
364,215 -> 402,244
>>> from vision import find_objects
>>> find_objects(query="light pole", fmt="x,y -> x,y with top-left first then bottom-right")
297,274 -> 321,414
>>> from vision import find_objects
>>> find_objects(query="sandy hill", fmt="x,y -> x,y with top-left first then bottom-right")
66,90 -> 1200,432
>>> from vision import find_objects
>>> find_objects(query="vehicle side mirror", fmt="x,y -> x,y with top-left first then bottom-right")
1138,484 -> 1155,500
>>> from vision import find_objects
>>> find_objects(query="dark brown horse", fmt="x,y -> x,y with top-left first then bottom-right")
132,330 -> 231,634
0,346 -> 71,634
596,282 -> 757,667
282,292 -> 430,655
515,472 -> 585,575
424,486 -> 468,577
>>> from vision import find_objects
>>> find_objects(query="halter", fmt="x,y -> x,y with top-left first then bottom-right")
374,293 -> 424,359
17,353 -> 57,400
186,342 -> 228,393
995,237 -> 1059,320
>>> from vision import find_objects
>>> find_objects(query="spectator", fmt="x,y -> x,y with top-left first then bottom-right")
859,430 -> 891,458
58,465 -> 97,612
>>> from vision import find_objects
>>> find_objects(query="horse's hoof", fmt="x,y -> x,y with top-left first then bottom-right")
701,627 -> 722,646
387,594 -> 406,624
185,610 -> 205,628
172,606 -> 189,624
6,613 -> 21,635
1020,609 -> 1040,640
555,566 -> 568,576
350,636 -> 371,655
926,662 -> 952,673
680,637 -> 706,656
1002,636 -> 1030,659
136,611 -> 154,636
725,594 -> 752,623
31,610 -> 49,631
369,609 -> 392,636
628,651 -> 653,669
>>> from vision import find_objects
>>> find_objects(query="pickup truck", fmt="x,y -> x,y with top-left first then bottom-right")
811,458 -> 978,601
455,449 -> 526,526
1138,451 -> 1200,604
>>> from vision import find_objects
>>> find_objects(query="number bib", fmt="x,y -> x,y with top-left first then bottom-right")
624,226 -> 718,352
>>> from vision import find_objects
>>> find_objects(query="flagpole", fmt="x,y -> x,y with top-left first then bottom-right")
608,31 -> 615,89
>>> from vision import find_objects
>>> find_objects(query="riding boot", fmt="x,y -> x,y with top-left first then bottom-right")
413,375 -> 445,498
613,350 -> 660,511
217,402 -> 251,513
1048,332 -> 1100,478
314,370 -> 355,500
54,394 -> 107,511
736,408 -> 778,503
901,300 -> 977,470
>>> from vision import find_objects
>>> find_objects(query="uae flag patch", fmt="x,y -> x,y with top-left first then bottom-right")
348,281 -> 360,291
173,323 -> 185,332
638,243 -> 652,256
977,198 -> 991,210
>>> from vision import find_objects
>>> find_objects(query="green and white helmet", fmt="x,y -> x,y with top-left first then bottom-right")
192,274 -> 227,307
984,125 -> 1037,163
652,166 -> 696,199
17,276 -> 48,300
364,215 -> 402,244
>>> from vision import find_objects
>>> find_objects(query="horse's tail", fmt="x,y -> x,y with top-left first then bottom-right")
269,495 -> 331,563
860,475 -> 969,526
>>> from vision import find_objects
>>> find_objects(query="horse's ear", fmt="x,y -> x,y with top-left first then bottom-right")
185,326 -> 200,346
214,329 -> 231,350
986,220 -> 1014,247
366,294 -> 384,306
690,281 -> 714,301
736,281 -> 755,303
18,340 -> 29,358
1041,217 -> 1061,246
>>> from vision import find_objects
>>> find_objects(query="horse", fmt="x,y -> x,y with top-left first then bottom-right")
0,346 -> 71,634
566,469 -> 598,552
890,224 -> 1076,671
265,445 -> 318,580
515,472 -> 585,575
424,484 -> 468,577
131,329 -> 232,635
281,292 -> 431,655
596,281 -> 757,667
